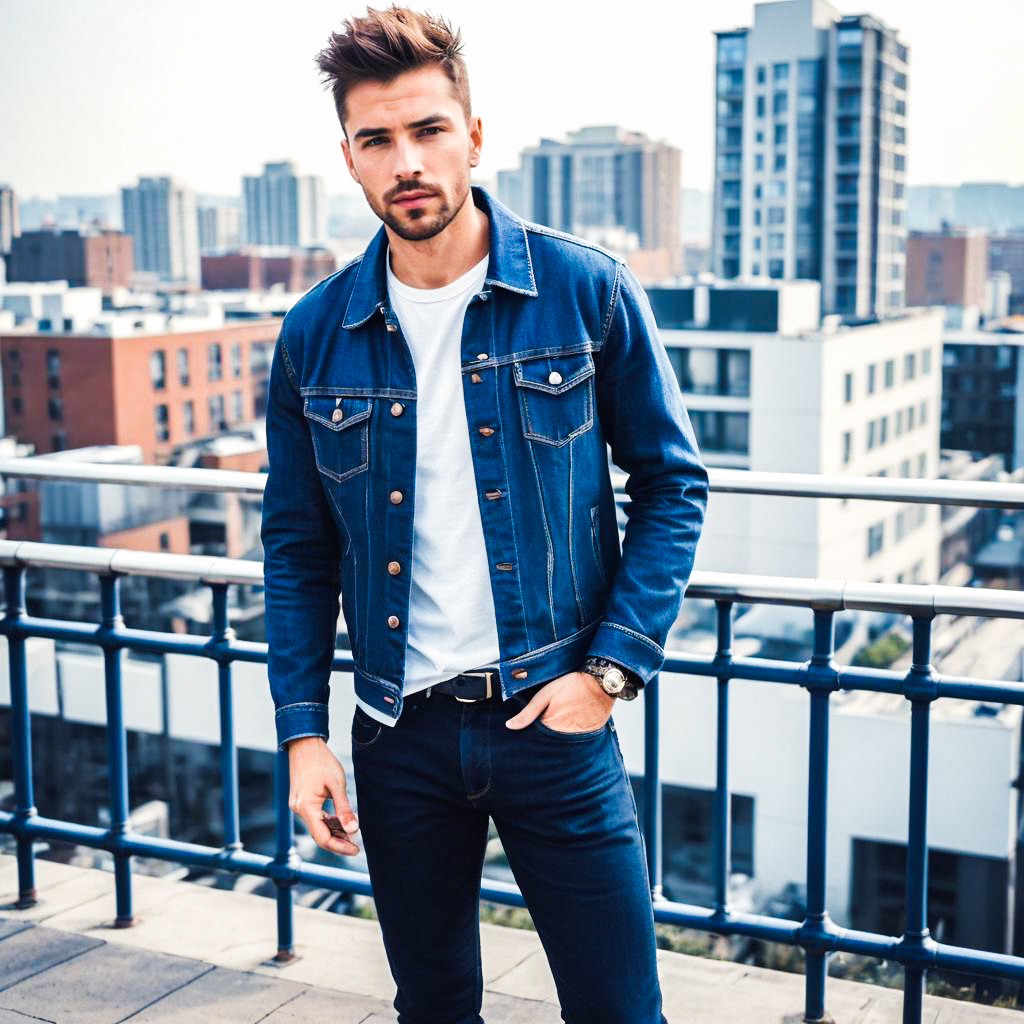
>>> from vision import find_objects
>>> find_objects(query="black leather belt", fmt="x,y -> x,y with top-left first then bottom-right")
426,669 -> 499,702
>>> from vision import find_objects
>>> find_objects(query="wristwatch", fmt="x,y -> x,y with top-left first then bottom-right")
581,656 -> 642,701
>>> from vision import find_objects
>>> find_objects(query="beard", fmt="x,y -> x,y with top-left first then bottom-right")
365,168 -> 472,241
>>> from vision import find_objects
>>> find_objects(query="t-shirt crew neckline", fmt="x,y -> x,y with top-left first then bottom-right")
386,245 -> 490,304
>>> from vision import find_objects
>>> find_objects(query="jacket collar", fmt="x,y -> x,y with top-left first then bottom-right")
342,184 -> 538,329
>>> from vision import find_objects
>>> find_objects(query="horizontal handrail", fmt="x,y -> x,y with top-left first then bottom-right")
1,539 -> 1021,619
2,456 -> 1022,508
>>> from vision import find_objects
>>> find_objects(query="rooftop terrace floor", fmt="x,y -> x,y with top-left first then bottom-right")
0,854 -> 1019,1023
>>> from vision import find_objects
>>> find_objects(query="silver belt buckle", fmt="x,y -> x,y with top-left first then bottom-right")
455,670 -> 494,703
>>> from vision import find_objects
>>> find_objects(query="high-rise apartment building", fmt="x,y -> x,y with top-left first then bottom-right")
0,185 -> 20,256
712,0 -> 909,319
501,126 -> 682,280
242,161 -> 326,248
121,177 -> 200,285
198,203 -> 243,254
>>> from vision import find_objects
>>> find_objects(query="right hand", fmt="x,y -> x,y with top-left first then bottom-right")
286,737 -> 361,856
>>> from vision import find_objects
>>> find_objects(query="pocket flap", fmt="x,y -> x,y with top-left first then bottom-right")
514,352 -> 595,394
303,396 -> 373,431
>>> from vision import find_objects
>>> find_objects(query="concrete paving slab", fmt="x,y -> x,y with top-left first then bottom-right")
120,964 -> 307,1023
0,940 -> 210,1023
258,985 -> 395,1023
0,923 -> 102,992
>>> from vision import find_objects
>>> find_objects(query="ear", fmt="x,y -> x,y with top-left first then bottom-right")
468,115 -> 483,168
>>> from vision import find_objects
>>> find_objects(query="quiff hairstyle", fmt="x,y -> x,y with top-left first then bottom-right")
314,6 -> 471,136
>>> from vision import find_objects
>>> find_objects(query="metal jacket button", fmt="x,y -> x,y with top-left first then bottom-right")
389,490 -> 404,504
331,408 -> 344,423
478,426 -> 495,436
496,562 -> 514,571
387,615 -> 400,629
386,323 -> 398,332
548,371 -> 562,385
470,373 -> 483,383
512,669 -> 529,679
390,402 -> 404,417
476,353 -> 488,361
387,561 -> 401,575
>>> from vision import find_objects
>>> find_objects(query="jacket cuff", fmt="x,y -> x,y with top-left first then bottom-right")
586,621 -> 665,685
275,701 -> 330,751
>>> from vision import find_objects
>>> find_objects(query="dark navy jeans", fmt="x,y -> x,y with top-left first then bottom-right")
350,682 -> 668,1023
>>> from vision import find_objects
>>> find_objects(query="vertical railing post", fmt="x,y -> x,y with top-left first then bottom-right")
712,600 -> 733,920
802,609 -> 839,1023
901,616 -> 938,1024
99,573 -> 133,926
643,671 -> 663,900
211,584 -> 241,850
273,747 -> 297,962
4,565 -> 37,908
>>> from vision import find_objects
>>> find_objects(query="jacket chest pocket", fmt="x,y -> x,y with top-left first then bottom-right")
513,351 -> 595,447
303,395 -> 372,483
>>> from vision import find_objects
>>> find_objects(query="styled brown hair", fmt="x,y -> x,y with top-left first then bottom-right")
314,6 -> 471,135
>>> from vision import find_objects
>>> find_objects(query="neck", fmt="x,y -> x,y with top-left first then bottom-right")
385,189 -> 489,290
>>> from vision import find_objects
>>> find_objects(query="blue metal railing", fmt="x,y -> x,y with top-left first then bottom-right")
1,461 -> 1024,1022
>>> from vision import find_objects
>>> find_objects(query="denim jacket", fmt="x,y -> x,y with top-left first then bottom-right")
261,185 -> 709,750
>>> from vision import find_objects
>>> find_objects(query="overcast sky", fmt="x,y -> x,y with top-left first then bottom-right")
2,0 -> 1022,200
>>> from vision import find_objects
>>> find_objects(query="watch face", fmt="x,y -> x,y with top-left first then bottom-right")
603,668 -> 626,694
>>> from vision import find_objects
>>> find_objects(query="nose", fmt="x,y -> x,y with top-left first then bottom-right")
392,136 -> 424,182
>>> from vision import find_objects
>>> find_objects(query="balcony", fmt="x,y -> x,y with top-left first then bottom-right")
2,459 -> 1024,1022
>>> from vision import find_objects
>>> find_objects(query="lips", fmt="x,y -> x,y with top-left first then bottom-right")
393,191 -> 435,207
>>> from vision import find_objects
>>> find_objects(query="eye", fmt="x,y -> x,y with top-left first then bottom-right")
419,126 -> 443,136
363,137 -> 387,148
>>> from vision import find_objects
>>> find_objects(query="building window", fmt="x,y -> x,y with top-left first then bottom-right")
773,62 -> 789,82
51,432 -> 67,452
878,415 -> 888,445
768,206 -> 785,225
756,64 -> 765,84
48,397 -> 63,422
843,372 -> 853,403
149,350 -> 166,390
768,259 -> 784,278
209,393 -> 225,431
155,404 -> 169,442
907,404 -> 915,430
773,91 -> 787,115
11,395 -> 22,415
917,452 -> 927,477
689,410 -> 749,454
866,419 -> 876,451
919,399 -> 927,425
867,363 -> 876,395
884,359 -> 894,388
754,153 -> 764,171
178,348 -> 190,386
159,532 -> 171,552
774,123 -> 787,146
232,389 -> 243,422
774,152 -> 786,172
922,348 -> 932,374
756,95 -> 765,118
183,399 -> 195,436
232,342 -> 243,378
46,350 -> 61,388
895,409 -> 903,436
208,343 -> 223,382
867,522 -> 884,558
904,352 -> 916,381
842,430 -> 852,465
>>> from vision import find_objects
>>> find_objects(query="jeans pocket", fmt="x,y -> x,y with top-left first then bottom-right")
351,706 -> 384,749
531,717 -> 609,741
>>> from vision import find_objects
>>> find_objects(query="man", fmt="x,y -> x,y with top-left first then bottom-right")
260,6 -> 708,1022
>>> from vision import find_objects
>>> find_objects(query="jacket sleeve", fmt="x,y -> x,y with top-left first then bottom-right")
260,319 -> 342,750
585,260 -> 709,683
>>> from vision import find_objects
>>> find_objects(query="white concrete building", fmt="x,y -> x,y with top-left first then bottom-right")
648,279 -> 944,584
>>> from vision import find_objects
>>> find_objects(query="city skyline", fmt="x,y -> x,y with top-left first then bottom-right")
1,0 -> 1022,200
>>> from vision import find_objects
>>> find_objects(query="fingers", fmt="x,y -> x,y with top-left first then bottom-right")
505,688 -> 550,729
309,807 -> 361,856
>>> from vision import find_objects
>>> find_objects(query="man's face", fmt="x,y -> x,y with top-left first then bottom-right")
341,65 -> 482,242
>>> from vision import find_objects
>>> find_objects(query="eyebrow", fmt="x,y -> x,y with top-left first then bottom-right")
353,114 -> 452,142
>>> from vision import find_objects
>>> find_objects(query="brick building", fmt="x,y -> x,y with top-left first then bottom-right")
1,320 -> 280,464
7,229 -> 134,294
906,227 -> 989,308
200,248 -> 337,292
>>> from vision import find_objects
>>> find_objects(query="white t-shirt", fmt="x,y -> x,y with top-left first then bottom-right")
355,246 -> 500,727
